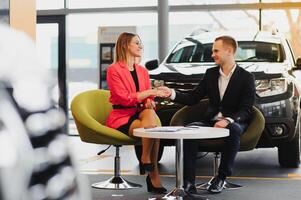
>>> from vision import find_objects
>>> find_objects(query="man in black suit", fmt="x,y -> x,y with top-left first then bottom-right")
160,35 -> 255,194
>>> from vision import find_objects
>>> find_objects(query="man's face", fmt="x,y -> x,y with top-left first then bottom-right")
211,40 -> 232,66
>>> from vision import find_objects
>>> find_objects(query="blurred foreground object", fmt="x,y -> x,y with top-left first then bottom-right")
0,24 -> 91,200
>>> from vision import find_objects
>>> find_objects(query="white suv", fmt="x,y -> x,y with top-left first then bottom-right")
145,30 -> 301,168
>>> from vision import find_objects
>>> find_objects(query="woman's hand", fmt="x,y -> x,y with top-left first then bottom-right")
144,98 -> 156,109
156,86 -> 172,98
138,87 -> 171,100
154,88 -> 168,98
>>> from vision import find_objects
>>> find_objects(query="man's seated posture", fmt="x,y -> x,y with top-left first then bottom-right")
160,35 -> 255,194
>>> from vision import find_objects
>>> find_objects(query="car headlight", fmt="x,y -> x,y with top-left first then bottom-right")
256,78 -> 287,97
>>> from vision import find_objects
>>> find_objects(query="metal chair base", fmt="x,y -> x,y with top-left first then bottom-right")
196,177 -> 243,190
91,145 -> 142,190
147,188 -> 209,200
92,176 -> 142,190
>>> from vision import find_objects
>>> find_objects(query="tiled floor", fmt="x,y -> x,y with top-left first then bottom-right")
67,135 -> 301,200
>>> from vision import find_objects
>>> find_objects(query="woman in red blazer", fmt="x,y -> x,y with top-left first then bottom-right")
106,32 -> 167,193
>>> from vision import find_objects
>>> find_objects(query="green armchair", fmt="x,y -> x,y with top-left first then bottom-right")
71,89 -> 141,190
170,99 -> 265,189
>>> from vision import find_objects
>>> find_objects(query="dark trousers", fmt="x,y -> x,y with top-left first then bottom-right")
183,120 -> 246,185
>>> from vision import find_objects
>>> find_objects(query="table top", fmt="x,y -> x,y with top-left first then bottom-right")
133,126 -> 229,139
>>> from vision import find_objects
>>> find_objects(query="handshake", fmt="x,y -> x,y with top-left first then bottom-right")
153,86 -> 172,98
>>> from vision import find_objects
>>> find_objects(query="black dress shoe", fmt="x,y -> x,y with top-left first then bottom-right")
207,176 -> 225,194
146,175 -> 167,194
184,182 -> 197,194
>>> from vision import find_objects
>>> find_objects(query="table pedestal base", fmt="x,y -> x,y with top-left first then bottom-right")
149,187 -> 209,200
133,128 -> 229,200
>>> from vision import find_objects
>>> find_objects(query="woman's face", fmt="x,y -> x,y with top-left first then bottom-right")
127,36 -> 143,58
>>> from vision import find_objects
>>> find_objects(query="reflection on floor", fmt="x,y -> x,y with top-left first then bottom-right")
68,136 -> 301,200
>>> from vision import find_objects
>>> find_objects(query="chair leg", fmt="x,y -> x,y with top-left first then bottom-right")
92,145 -> 142,190
196,152 -> 243,190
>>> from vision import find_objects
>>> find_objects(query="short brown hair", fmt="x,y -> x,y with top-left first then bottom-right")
114,32 -> 137,63
215,35 -> 238,53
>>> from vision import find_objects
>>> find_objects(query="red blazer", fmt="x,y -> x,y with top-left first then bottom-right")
106,61 -> 153,129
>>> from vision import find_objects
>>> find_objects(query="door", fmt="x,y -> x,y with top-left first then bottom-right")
36,15 -> 68,132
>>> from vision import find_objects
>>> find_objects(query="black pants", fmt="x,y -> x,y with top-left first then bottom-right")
183,120 -> 246,185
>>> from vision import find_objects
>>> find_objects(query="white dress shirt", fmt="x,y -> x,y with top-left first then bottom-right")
214,65 -> 237,123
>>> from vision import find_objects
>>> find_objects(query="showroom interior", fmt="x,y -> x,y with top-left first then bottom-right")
1,0 -> 301,200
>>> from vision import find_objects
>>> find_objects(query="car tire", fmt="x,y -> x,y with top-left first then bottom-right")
278,124 -> 300,168
134,144 -> 164,162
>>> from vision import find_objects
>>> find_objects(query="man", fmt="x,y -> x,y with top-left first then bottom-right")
160,35 -> 255,194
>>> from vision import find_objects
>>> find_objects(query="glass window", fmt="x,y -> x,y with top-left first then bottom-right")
170,0 -> 258,5
262,9 -> 301,58
167,43 -> 214,63
236,42 -> 283,62
0,0 -> 9,24
262,0 -> 301,2
36,24 -> 59,104
68,0 -> 157,9
36,0 -> 64,10
68,12 -> 157,65
67,12 -> 158,102
36,24 -> 59,70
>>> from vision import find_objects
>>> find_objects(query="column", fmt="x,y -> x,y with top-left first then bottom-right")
158,0 -> 169,63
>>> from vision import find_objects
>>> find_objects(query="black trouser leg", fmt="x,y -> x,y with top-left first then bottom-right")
218,122 -> 246,178
183,139 -> 198,185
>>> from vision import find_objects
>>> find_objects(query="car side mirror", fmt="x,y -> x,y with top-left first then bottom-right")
145,59 -> 159,70
296,57 -> 301,70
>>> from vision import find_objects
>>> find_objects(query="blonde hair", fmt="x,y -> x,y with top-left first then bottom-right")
114,32 -> 137,63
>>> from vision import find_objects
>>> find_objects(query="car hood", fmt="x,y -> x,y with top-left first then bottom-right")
149,62 -> 289,76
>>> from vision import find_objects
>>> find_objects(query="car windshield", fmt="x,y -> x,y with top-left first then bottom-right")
166,40 -> 284,63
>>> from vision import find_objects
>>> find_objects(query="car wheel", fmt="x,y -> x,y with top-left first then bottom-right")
278,124 -> 300,168
134,144 -> 164,162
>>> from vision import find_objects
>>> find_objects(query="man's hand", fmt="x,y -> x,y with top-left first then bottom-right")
214,119 -> 230,128
157,86 -> 172,98
144,98 -> 156,109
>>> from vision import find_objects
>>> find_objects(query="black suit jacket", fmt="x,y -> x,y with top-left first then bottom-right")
175,65 -> 255,123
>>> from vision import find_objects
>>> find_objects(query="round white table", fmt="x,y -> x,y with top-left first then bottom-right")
134,126 -> 229,200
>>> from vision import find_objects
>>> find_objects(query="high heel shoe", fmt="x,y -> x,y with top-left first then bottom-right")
139,162 -> 145,175
146,175 -> 167,194
139,162 -> 154,175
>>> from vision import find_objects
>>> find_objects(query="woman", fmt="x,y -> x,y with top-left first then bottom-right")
106,32 -> 167,193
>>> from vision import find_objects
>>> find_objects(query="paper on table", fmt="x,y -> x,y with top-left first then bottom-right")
145,126 -> 182,132
145,126 -> 199,132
